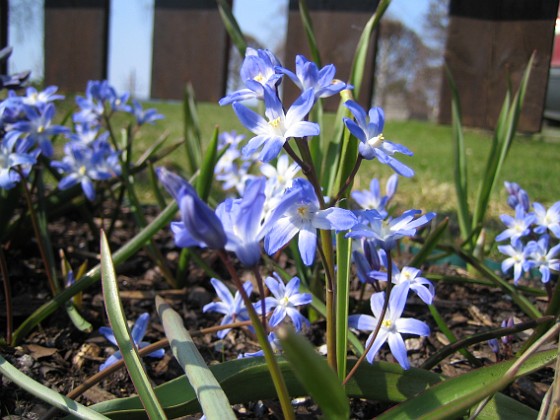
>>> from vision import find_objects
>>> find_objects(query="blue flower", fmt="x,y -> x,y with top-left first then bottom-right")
131,99 -> 164,126
239,332 -> 281,358
157,167 -> 227,249
203,278 -> 252,339
351,174 -> 398,216
264,178 -> 358,265
525,235 -> 560,284
347,209 -> 435,251
371,265 -> 435,305
233,86 -> 319,162
533,201 -> 560,238
277,55 -> 348,100
498,238 -> 532,285
99,313 -> 165,371
504,181 -> 530,212
352,239 -> 383,284
0,132 -> 37,190
219,48 -> 283,106
51,141 -> 121,201
348,281 -> 430,369
21,86 -> 64,108
216,177 -> 267,267
495,204 -> 536,242
343,101 -> 414,177
8,103 -> 69,157
68,123 -> 110,146
258,274 -> 312,331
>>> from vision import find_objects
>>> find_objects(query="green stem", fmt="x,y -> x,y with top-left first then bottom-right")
0,246 -> 12,344
344,252 -> 394,385
218,250 -> 294,420
334,156 -> 362,203
19,174 -> 59,295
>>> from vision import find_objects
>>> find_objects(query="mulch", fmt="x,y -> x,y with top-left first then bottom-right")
0,204 -> 552,418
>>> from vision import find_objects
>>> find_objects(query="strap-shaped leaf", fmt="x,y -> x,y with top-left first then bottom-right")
278,327 -> 349,419
100,231 -> 166,419
0,354 -> 108,419
90,356 -> 537,419
156,296 -> 235,419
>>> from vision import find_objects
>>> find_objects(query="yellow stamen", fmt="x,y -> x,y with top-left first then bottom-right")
269,117 -> 281,128
382,319 -> 392,329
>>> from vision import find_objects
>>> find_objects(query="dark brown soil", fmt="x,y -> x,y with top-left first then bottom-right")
0,204 -> 552,418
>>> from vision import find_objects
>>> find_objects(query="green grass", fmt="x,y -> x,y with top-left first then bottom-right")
135,101 -> 559,215
51,97 -> 559,238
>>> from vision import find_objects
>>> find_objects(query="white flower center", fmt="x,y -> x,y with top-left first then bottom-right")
367,133 -> 384,148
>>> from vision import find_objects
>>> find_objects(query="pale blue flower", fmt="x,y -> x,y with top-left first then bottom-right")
21,86 -> 64,107
533,201 -> 560,238
505,181 -> 530,212
233,86 -> 319,162
264,178 -> 358,265
258,274 -> 312,331
525,235 -> 560,283
277,54 -> 347,100
157,167 -> 227,249
99,313 -> 164,371
371,265 -> 435,305
219,48 -> 283,106
8,103 -> 69,157
131,100 -> 164,126
343,101 -> 414,177
216,177 -> 267,267
203,278 -> 252,339
495,204 -> 536,242
347,209 -> 435,251
51,141 -> 120,201
498,238 -> 532,284
351,174 -> 398,216
0,131 -> 37,190
348,281 -> 430,369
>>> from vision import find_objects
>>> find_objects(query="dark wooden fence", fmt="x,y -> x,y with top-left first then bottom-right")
284,0 -> 379,111
44,0 -> 109,93
439,0 -> 560,132
4,0 -> 558,131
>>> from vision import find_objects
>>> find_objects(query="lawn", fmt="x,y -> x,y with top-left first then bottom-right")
133,100 -> 560,224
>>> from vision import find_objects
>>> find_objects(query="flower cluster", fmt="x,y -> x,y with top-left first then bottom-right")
158,48 -> 435,367
496,182 -> 560,284
0,78 -> 163,201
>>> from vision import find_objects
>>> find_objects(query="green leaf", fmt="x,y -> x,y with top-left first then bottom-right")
445,67 -> 471,241
297,0 -> 322,67
156,296 -> 235,419
335,232 -> 352,380
195,126 -> 219,201
216,0 -> 247,57
278,327 -> 349,419
0,354 -> 108,419
183,82 -> 202,176
99,230 -> 166,419
90,357 -> 535,419
377,349 -> 554,420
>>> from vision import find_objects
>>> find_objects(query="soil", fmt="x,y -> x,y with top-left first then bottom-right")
0,203 -> 553,419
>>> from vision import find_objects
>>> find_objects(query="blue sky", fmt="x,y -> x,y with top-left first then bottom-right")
7,0 -> 430,99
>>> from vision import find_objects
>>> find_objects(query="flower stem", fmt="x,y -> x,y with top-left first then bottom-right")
218,250 -> 294,420
334,156 -> 362,203
0,246 -> 12,344
252,267 -> 269,332
18,173 -> 59,296
343,252 -> 394,385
